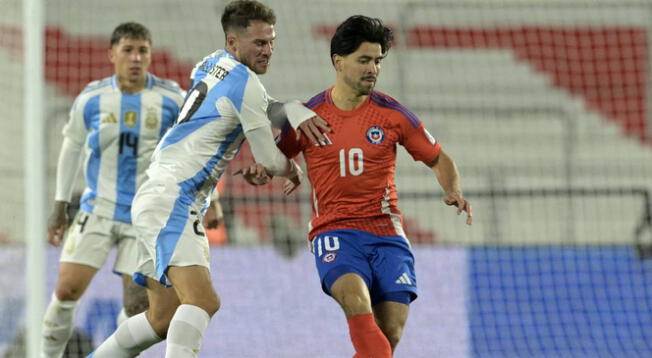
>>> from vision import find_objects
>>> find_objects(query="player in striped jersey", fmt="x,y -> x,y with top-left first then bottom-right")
41,22 -> 191,358
245,16 -> 472,357
88,2 -> 329,358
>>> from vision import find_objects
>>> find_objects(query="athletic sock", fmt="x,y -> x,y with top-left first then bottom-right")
40,293 -> 78,358
348,313 -> 392,358
90,312 -> 161,357
116,307 -> 128,326
165,304 -> 211,358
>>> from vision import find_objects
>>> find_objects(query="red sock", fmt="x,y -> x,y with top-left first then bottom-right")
348,313 -> 392,358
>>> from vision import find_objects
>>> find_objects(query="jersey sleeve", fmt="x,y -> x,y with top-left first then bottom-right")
239,74 -> 270,133
61,95 -> 89,147
398,114 -> 442,164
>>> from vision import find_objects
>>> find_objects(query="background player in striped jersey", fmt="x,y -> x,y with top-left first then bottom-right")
243,15 -> 472,357
88,2 -> 329,357
40,22 -> 201,358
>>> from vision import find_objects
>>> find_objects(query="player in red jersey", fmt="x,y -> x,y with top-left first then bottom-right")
241,15 -> 472,357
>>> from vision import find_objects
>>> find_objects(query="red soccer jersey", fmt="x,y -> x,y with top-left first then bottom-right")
277,88 -> 441,239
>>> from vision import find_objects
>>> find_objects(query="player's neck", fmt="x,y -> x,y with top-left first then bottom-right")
116,75 -> 147,94
330,85 -> 368,111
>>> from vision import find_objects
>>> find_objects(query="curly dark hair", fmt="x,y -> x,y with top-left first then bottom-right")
330,15 -> 393,64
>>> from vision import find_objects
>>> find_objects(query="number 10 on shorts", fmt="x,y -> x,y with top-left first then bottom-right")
313,235 -> 341,256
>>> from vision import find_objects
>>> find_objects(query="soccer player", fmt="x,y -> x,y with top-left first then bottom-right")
87,2 -> 328,357
41,22 -> 192,358
246,15 -> 473,357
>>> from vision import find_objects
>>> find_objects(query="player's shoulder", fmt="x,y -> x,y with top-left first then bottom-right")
72,76 -> 113,109
192,49 -> 251,88
148,74 -> 185,99
78,76 -> 113,97
369,90 -> 421,128
303,89 -> 329,110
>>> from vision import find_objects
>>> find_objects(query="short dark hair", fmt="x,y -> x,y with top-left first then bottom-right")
221,0 -> 276,34
330,15 -> 393,64
109,22 -> 152,47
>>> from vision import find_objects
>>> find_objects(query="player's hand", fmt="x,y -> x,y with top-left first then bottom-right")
202,200 -> 223,229
234,163 -> 272,185
444,192 -> 473,225
47,201 -> 69,247
283,160 -> 303,195
297,115 -> 332,146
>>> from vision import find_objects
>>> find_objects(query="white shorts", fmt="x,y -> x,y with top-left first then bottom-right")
131,181 -> 210,287
60,210 -> 138,276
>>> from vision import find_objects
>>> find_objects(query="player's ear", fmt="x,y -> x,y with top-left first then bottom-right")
333,54 -> 342,72
107,47 -> 115,64
225,33 -> 238,53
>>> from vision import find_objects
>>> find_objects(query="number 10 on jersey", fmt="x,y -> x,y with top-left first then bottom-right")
339,148 -> 364,177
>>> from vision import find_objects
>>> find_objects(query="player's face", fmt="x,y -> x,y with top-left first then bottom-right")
339,42 -> 384,96
231,20 -> 275,75
108,37 -> 151,84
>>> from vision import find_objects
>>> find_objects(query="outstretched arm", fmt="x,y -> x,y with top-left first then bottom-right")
429,151 -> 472,225
267,97 -> 332,146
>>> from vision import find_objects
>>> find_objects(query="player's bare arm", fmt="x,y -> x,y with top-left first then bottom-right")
237,160 -> 302,195
47,200 -> 69,246
429,151 -> 473,225
234,163 -> 272,185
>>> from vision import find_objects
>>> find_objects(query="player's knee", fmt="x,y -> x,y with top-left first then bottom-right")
196,291 -> 221,317
337,292 -> 372,317
55,283 -> 84,301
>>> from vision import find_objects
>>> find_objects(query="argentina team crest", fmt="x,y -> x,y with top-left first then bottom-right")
366,126 -> 384,144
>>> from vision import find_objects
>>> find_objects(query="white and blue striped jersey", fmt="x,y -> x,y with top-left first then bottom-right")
62,74 -> 185,223
144,49 -> 274,208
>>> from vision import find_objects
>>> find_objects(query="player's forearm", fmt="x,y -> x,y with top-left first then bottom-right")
267,98 -> 315,130
54,137 -> 84,202
431,151 -> 463,196
245,125 -> 293,177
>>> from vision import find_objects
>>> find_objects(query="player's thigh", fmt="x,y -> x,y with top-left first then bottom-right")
57,211 -> 113,299
167,265 -> 219,316
369,236 -> 418,306
330,273 -> 374,317
312,230 -> 373,296
60,211 -> 114,269
55,262 -> 98,301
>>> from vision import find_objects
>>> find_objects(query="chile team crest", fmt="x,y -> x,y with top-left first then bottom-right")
366,126 -> 385,144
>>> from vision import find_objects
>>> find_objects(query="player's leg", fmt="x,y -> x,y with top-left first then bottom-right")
41,211 -> 112,358
313,230 -> 391,358
41,263 -> 97,358
90,277 -> 179,357
373,301 -> 409,351
116,274 -> 149,325
368,234 -> 418,351
164,265 -> 220,358
114,223 -> 149,325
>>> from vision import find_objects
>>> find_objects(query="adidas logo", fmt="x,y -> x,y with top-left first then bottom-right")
395,273 -> 412,285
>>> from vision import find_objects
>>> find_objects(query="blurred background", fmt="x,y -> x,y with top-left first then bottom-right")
2,0 -> 652,357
